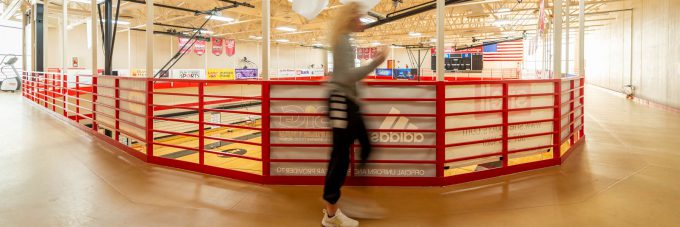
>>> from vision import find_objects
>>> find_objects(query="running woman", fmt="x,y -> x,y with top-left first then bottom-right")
322,2 -> 389,227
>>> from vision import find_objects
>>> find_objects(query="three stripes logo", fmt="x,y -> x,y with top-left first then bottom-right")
371,108 -> 425,143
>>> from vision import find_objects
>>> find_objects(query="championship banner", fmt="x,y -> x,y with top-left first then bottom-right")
212,38 -> 224,56
225,39 -> 236,57
194,40 -> 206,56
235,69 -> 258,80
178,37 -> 191,54
207,68 -> 235,80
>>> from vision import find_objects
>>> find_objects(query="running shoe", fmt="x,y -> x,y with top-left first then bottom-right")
322,209 -> 359,227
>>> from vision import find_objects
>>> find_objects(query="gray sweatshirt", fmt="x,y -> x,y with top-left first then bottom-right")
329,34 -> 383,102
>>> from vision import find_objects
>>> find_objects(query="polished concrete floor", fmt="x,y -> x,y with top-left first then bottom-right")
1,85 -> 680,226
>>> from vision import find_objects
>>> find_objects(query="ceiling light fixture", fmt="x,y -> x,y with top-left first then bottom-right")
276,39 -> 290,42
249,35 -> 262,40
408,32 -> 422,37
276,26 -> 297,32
206,15 -> 235,23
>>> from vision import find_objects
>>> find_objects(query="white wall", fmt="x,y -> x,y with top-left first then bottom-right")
585,0 -> 680,109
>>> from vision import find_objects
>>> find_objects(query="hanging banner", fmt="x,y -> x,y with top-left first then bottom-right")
207,68 -> 235,80
212,38 -> 224,56
178,37 -> 192,54
235,69 -> 258,80
194,40 -> 206,56
225,39 -> 236,57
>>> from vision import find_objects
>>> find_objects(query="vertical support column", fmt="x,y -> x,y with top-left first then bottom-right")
145,0 -> 154,78
90,0 -> 99,131
261,82 -> 271,178
565,0 -> 570,76
43,0 -> 48,71
578,0 -> 585,77
198,82 -> 205,167
115,78 -> 120,141
553,0 -> 563,79
261,0 -> 270,80
146,80 -> 154,160
436,0 -> 445,81
322,49 -> 328,76
128,29 -> 132,75
552,81 -> 562,162
90,0 -> 97,76
435,83 -> 445,180
62,0 -> 68,75
22,8 -> 27,72
501,83 -> 509,167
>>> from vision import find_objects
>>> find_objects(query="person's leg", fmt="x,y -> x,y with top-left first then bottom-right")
355,113 -> 372,163
323,92 -> 354,216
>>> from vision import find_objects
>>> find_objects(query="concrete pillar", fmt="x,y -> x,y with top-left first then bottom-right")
578,0 -> 585,76
62,0 -> 68,73
91,0 -> 97,76
127,29 -> 131,75
261,0 -> 270,80
43,0 -> 48,70
436,0 -> 445,81
145,0 -> 153,77
22,6 -> 26,71
552,0 -> 563,79
565,0 -> 570,75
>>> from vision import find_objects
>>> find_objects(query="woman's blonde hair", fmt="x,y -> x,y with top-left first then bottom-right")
329,2 -> 362,47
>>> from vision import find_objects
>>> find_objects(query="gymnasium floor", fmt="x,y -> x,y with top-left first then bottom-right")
1,85 -> 680,226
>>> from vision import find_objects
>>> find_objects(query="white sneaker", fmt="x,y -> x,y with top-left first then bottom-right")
322,209 -> 359,227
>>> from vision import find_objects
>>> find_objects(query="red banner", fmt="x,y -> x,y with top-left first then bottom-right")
194,40 -> 206,56
225,39 -> 236,57
178,37 -> 191,54
212,38 -> 224,56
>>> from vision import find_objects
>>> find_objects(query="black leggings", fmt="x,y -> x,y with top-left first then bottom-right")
323,91 -> 372,205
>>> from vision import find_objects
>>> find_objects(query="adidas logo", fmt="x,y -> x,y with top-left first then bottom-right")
371,108 -> 425,143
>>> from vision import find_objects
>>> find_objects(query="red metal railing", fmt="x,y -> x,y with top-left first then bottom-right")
22,71 -> 585,186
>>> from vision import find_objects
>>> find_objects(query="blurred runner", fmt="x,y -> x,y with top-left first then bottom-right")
322,2 -> 389,227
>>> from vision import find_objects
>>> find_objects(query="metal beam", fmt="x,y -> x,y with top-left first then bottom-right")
1,0 -> 21,20
365,0 -> 473,30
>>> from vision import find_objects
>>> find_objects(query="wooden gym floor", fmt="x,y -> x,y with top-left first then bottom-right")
1,85 -> 680,226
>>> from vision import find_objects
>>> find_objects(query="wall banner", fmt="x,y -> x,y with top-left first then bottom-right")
178,37 -> 192,54
235,68 -> 258,80
225,39 -> 236,57
194,40 -> 206,56
207,68 -> 235,80
212,38 -> 224,56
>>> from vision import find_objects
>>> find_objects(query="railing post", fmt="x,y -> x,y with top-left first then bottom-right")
76,76 -> 81,123
198,82 -> 205,167
261,82 -> 271,179
146,80 -> 154,161
62,74 -> 67,117
92,76 -> 98,131
115,78 -> 120,141
435,82 -> 445,182
52,74 -> 56,112
501,83 -> 509,167
553,80 -> 562,162
569,80 -> 575,145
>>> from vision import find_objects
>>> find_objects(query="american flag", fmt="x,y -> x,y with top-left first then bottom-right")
483,39 -> 524,61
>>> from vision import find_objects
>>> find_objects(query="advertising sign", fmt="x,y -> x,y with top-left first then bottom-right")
225,39 -> 236,57
235,69 -> 258,80
170,69 -> 206,79
207,68 -> 235,80
375,68 -> 393,77
278,69 -> 297,78
178,37 -> 192,54
392,68 -> 417,80
194,40 -> 206,56
311,69 -> 325,76
212,38 -> 224,56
